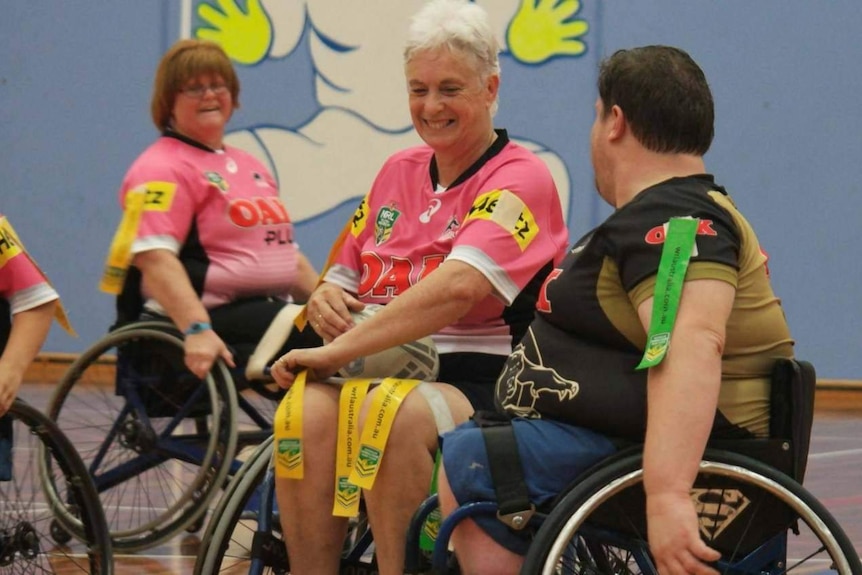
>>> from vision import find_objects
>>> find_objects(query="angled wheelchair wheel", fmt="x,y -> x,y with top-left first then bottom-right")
1,399 -> 113,574
45,323 -> 238,552
194,436 -> 286,575
522,448 -> 862,575
196,435 -> 377,575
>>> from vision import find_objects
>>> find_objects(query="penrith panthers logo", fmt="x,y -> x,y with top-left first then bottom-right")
497,330 -> 580,418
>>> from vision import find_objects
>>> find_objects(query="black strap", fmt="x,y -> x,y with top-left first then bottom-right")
473,410 -> 535,530
0,413 -> 12,482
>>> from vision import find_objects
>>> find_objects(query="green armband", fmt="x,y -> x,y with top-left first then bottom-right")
636,217 -> 699,370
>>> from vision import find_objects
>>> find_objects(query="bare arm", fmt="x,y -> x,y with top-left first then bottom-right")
0,300 -> 56,415
273,260 -> 493,384
133,249 -> 234,377
638,278 -> 734,575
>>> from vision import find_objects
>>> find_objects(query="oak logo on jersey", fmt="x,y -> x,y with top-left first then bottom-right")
205,171 -> 229,193
357,252 -> 445,297
465,189 -> 538,251
374,204 -> 401,246
137,181 -> 177,212
350,196 -> 370,238
644,219 -> 717,245
228,197 -> 292,228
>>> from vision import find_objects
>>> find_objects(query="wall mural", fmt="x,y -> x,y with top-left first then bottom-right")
190,0 -> 592,225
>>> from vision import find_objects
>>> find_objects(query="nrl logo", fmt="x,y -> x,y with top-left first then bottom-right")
205,171 -> 229,193
374,205 -> 401,245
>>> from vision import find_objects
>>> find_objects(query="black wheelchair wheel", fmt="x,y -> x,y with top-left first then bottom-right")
2,399 -> 113,574
521,448 -> 862,575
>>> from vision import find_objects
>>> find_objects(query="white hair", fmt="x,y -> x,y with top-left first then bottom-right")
404,0 -> 501,79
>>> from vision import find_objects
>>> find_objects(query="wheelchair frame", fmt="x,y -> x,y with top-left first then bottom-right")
2,398 -> 113,574
194,358 -> 861,575
45,319 -> 282,552
196,434 -> 861,575
194,436 -> 380,575
520,447 -> 862,574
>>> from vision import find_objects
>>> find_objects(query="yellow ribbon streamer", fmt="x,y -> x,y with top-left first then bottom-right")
332,378 -> 373,517
349,378 -> 421,490
0,216 -> 76,336
99,186 -> 147,295
273,369 -> 308,478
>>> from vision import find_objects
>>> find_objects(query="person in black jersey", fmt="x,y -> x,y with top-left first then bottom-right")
437,45 -> 794,575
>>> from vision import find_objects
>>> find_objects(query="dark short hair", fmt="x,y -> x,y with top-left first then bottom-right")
598,45 -> 714,155
150,39 -> 240,131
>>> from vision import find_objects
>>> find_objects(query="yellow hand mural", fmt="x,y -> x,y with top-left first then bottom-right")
195,0 -> 272,66
507,0 -> 589,64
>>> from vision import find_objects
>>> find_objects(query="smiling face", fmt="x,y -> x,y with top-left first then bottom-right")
171,73 -> 233,149
405,46 -> 498,164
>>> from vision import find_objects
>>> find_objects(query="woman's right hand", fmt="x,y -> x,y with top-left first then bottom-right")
306,283 -> 364,342
271,345 -> 342,388
184,329 -> 235,379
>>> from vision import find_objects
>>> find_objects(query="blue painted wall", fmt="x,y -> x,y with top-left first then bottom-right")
2,1 -> 860,379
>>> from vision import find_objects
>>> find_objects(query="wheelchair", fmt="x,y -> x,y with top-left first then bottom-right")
518,446 -> 861,574
44,285 -> 290,551
193,434 -> 377,575
1,398 -> 113,574
194,358 -> 862,574
434,358 -> 862,575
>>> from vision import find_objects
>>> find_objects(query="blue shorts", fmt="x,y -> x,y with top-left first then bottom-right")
440,418 -> 617,555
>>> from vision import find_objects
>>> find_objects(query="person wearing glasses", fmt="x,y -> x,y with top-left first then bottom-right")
105,39 -> 319,379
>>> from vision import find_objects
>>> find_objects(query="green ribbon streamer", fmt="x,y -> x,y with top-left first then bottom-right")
419,449 -> 442,551
636,217 -> 699,370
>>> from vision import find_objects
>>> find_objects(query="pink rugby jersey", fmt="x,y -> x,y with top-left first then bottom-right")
325,134 -> 569,356
0,215 -> 59,314
121,134 -> 300,310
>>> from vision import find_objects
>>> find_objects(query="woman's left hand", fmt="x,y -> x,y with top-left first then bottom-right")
306,283 -> 364,342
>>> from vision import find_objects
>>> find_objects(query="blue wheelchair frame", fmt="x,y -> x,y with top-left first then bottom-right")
47,320 -> 284,552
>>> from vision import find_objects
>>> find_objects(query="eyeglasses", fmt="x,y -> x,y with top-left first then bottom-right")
179,83 -> 229,99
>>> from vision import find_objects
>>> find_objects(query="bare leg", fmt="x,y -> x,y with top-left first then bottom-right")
276,382 -> 347,575
361,383 -> 474,575
438,460 -> 523,575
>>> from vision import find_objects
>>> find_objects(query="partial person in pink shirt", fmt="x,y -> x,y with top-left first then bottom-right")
269,1 -> 570,573
0,213 -> 61,416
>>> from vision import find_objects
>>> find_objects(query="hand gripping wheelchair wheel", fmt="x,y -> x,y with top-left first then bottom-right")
46,322 -> 239,552
521,448 -> 862,575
